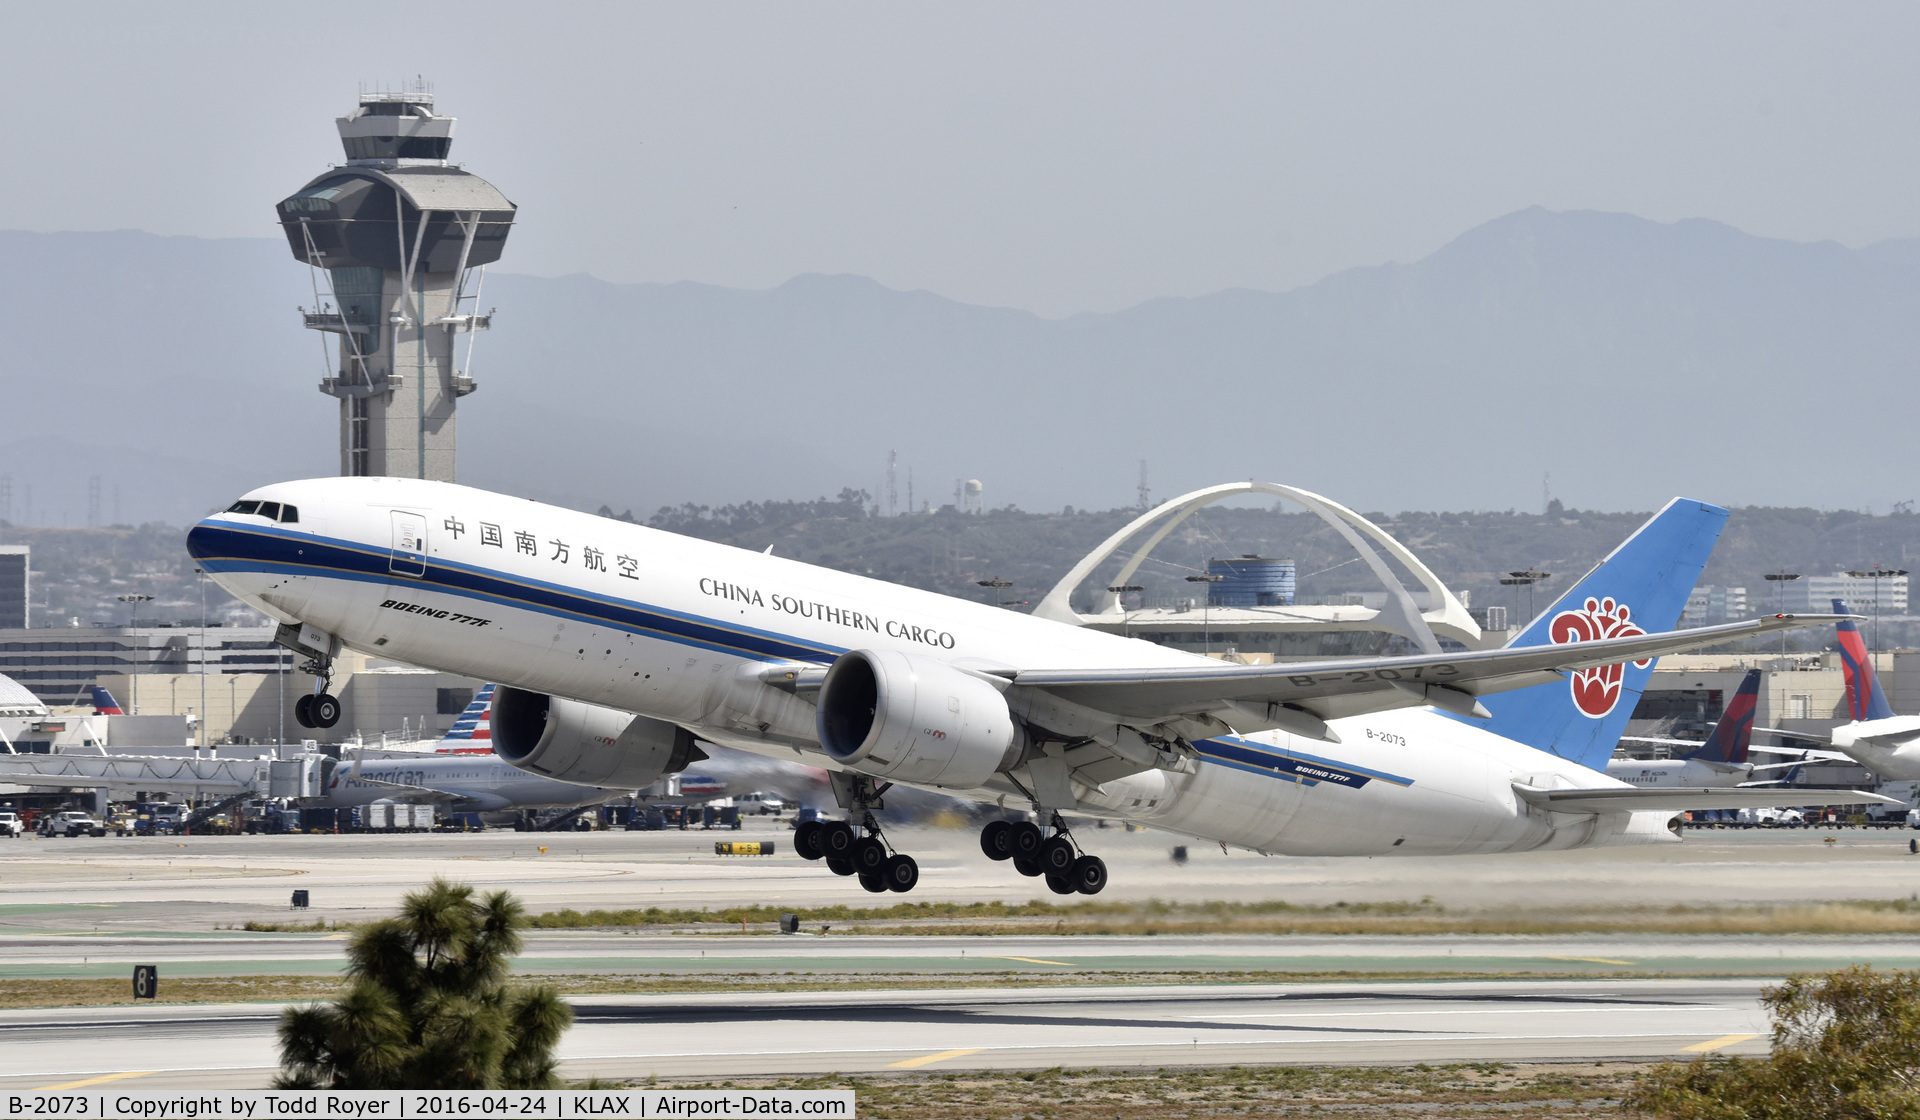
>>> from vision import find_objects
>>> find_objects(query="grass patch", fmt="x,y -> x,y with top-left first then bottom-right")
594,1062 -> 1653,1118
0,968 -> 1640,1009
237,895 -> 1920,937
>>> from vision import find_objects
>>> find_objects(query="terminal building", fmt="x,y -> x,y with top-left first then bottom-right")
0,626 -> 478,747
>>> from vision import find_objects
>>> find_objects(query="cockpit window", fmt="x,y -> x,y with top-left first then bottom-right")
279,505 -> 299,524
256,502 -> 282,521
227,500 -> 261,515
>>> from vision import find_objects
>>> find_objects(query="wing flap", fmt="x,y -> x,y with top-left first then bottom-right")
1514,783 -> 1896,814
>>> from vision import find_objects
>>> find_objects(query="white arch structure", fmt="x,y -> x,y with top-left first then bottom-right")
1032,481 -> 1483,652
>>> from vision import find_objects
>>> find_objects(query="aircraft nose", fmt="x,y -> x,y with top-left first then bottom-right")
185,519 -> 222,563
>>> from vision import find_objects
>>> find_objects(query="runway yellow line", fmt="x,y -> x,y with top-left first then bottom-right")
1544,955 -> 1637,966
1682,1033 -> 1762,1053
889,1048 -> 984,1069
38,1071 -> 155,1089
991,955 -> 1076,967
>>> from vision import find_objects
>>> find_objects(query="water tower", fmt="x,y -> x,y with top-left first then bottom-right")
275,81 -> 516,480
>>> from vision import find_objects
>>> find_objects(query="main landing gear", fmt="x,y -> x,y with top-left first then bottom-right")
980,816 -> 1106,895
292,654 -> 341,730
794,775 -> 919,893
795,814 -> 919,893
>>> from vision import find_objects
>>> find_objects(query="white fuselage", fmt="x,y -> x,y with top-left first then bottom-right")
1601,758 -> 1749,789
191,477 -> 1673,857
1829,717 -> 1920,781
322,754 -> 618,813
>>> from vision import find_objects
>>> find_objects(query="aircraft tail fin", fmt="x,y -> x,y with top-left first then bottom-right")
1683,668 -> 1761,765
89,685 -> 124,716
443,683 -> 495,741
1834,599 -> 1895,721
1467,498 -> 1730,771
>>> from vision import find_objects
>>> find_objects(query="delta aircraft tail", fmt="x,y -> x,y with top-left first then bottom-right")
1465,498 -> 1730,771
1682,668 -> 1760,765
1834,599 -> 1895,721
89,685 -> 124,715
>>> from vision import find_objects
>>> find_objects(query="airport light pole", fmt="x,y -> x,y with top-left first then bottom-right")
1845,566 -> 1908,655
1186,573 -> 1225,655
1763,571 -> 1801,656
195,569 -> 208,753
1498,570 -> 1551,628
1108,584 -> 1144,639
116,593 -> 153,715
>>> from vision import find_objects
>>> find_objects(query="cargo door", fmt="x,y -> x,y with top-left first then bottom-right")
390,511 -> 428,577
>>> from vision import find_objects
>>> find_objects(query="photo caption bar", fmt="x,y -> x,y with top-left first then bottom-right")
4,1092 -> 853,1120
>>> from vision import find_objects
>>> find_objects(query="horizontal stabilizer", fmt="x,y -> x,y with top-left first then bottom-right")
1513,783 -> 1896,814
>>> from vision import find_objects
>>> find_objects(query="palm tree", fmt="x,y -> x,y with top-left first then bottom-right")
275,877 -> 572,1088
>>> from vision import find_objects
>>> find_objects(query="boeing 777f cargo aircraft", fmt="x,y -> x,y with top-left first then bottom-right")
188,479 -> 1883,896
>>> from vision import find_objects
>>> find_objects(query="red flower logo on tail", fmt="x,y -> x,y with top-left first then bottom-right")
1548,596 -> 1652,718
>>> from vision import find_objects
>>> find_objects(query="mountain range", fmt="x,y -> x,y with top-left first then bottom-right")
2,207 -> 1916,528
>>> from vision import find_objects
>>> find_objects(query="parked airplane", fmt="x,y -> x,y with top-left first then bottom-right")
186,479 -> 1885,896
1607,671 -> 1805,788
1751,600 -> 1920,780
89,686 -> 124,715
316,749 -> 623,814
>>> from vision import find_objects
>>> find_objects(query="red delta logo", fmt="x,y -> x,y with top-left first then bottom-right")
1549,596 -> 1652,718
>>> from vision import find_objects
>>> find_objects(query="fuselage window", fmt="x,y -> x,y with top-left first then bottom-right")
279,505 -> 299,524
257,502 -> 282,521
227,500 -> 261,515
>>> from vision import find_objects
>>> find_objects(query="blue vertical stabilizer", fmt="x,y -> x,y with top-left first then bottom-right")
1461,498 -> 1730,770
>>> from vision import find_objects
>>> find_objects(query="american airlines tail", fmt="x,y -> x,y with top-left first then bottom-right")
1834,599 -> 1895,721
1684,669 -> 1761,766
434,684 -> 495,754
89,686 -> 124,715
1466,498 -> 1730,771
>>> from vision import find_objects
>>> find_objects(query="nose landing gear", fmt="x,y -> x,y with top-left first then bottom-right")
292,657 -> 341,729
981,815 -> 1105,894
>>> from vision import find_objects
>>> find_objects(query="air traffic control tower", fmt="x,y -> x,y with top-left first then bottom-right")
275,83 -> 515,480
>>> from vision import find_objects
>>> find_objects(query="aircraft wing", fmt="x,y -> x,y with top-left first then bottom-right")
1010,615 -> 1840,735
344,775 -> 465,802
1513,784 -> 1896,814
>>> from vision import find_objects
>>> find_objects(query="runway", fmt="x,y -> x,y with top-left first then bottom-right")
3,930 -> 1917,981
0,978 -> 1772,1090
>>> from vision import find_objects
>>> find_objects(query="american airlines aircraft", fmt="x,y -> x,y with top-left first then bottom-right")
187,479 -> 1883,896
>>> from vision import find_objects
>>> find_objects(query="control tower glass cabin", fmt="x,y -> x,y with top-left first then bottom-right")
276,86 -> 515,480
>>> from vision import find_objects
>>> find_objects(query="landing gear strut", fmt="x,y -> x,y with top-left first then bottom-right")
981,814 -> 1105,894
793,776 -> 920,893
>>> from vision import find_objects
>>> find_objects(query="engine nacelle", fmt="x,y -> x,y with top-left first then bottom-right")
492,687 -> 705,789
816,649 -> 1022,789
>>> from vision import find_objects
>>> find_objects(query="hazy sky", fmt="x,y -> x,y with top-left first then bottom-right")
4,2 -> 1917,316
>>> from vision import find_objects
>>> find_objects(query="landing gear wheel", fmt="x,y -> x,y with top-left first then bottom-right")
980,820 -> 1013,861
857,871 -> 889,893
311,693 -> 341,729
1038,836 -> 1076,876
794,820 -> 823,861
820,821 -> 856,859
1044,874 -> 1078,895
825,856 -> 856,877
883,853 -> 919,892
1012,856 -> 1042,878
1069,855 -> 1108,895
1009,821 -> 1044,860
851,836 -> 888,875
294,694 -> 315,728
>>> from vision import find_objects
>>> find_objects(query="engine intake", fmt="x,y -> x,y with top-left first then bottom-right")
493,687 -> 705,788
816,649 -> 1022,789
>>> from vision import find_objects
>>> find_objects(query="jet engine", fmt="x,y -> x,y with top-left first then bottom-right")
816,649 -> 1023,789
492,687 -> 705,788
